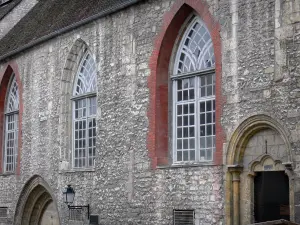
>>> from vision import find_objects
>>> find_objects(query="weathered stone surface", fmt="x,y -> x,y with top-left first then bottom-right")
0,0 -> 300,224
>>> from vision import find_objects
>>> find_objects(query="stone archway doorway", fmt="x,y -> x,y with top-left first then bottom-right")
14,175 -> 60,225
225,115 -> 294,225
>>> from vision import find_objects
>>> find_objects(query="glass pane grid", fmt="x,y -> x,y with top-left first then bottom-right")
174,74 -> 215,163
199,98 -> 215,162
176,102 -> 196,162
199,74 -> 215,98
4,113 -> 18,173
176,78 -> 195,102
74,97 -> 96,168
88,117 -> 96,167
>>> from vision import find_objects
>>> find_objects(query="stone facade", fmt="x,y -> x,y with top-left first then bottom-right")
0,0 -> 300,225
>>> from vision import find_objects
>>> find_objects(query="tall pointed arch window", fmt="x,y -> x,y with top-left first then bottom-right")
173,15 -> 215,163
4,75 -> 19,172
72,51 -> 97,168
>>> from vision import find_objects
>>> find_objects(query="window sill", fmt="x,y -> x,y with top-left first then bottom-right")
157,162 -> 220,169
59,168 -> 96,174
0,172 -> 16,176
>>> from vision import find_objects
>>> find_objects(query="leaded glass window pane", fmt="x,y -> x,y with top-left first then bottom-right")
176,77 -> 196,162
174,75 -> 215,162
173,15 -> 215,163
5,76 -> 19,113
73,52 -> 97,168
74,97 -> 96,168
74,53 -> 97,96
4,75 -> 19,173
174,16 -> 215,75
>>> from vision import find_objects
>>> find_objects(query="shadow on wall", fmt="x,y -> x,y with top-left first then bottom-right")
39,202 -> 59,225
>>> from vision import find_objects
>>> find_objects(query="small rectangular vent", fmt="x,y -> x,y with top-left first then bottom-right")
174,210 -> 194,225
0,207 -> 8,218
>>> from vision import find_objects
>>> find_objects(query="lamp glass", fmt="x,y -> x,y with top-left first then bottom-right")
63,185 -> 75,205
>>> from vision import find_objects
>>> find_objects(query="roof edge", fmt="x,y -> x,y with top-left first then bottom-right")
0,0 -> 141,62
0,0 -> 22,20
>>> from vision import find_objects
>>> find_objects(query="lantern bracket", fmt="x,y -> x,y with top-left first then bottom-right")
68,204 -> 90,219
63,185 -> 90,219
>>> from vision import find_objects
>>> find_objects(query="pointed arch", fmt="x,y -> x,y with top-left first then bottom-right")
6,76 -> 19,113
147,0 -> 223,168
61,38 -> 92,96
14,175 -> 60,225
59,39 -> 97,169
174,15 -> 215,74
73,51 -> 97,95
0,61 -> 23,175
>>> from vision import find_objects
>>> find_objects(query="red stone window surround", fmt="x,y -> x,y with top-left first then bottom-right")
0,62 -> 23,175
147,0 -> 224,169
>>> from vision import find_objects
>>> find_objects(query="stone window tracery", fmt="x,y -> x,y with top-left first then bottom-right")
173,15 -> 215,163
4,75 -> 19,172
72,52 -> 97,168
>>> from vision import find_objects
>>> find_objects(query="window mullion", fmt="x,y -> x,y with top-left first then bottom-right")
14,113 -> 17,171
204,97 -> 207,161
71,101 -> 75,167
4,116 -> 8,172
195,77 -> 199,162
72,101 -> 75,167
85,98 -> 89,167
173,80 -> 177,163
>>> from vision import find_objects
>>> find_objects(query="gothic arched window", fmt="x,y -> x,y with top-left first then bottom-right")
72,51 -> 97,168
4,75 -> 19,172
173,15 -> 215,163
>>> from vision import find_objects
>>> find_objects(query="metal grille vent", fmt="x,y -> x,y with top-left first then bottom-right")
0,207 -> 8,218
69,208 -> 83,221
174,210 -> 194,225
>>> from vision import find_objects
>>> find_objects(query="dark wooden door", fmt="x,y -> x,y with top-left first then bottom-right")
254,171 -> 290,222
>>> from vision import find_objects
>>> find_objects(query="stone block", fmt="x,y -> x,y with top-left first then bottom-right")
263,89 -> 271,98
265,67 -> 274,74
288,109 -> 300,118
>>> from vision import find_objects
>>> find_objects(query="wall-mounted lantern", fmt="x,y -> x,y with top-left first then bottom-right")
63,185 -> 90,219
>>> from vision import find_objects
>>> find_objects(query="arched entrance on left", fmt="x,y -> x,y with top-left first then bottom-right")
14,175 -> 60,225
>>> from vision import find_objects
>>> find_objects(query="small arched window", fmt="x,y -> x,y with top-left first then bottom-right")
4,74 -> 19,172
172,15 -> 215,163
72,51 -> 97,168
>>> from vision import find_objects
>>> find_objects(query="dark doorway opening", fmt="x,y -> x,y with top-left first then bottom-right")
254,171 -> 290,223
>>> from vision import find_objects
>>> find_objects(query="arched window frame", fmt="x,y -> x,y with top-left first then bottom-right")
172,14 -> 216,163
71,50 -> 97,169
3,74 -> 19,173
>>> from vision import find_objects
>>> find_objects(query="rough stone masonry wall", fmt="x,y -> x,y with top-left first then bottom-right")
0,0 -> 226,224
222,0 -> 300,156
2,0 -> 300,224
221,0 -> 300,223
58,0 -> 225,224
